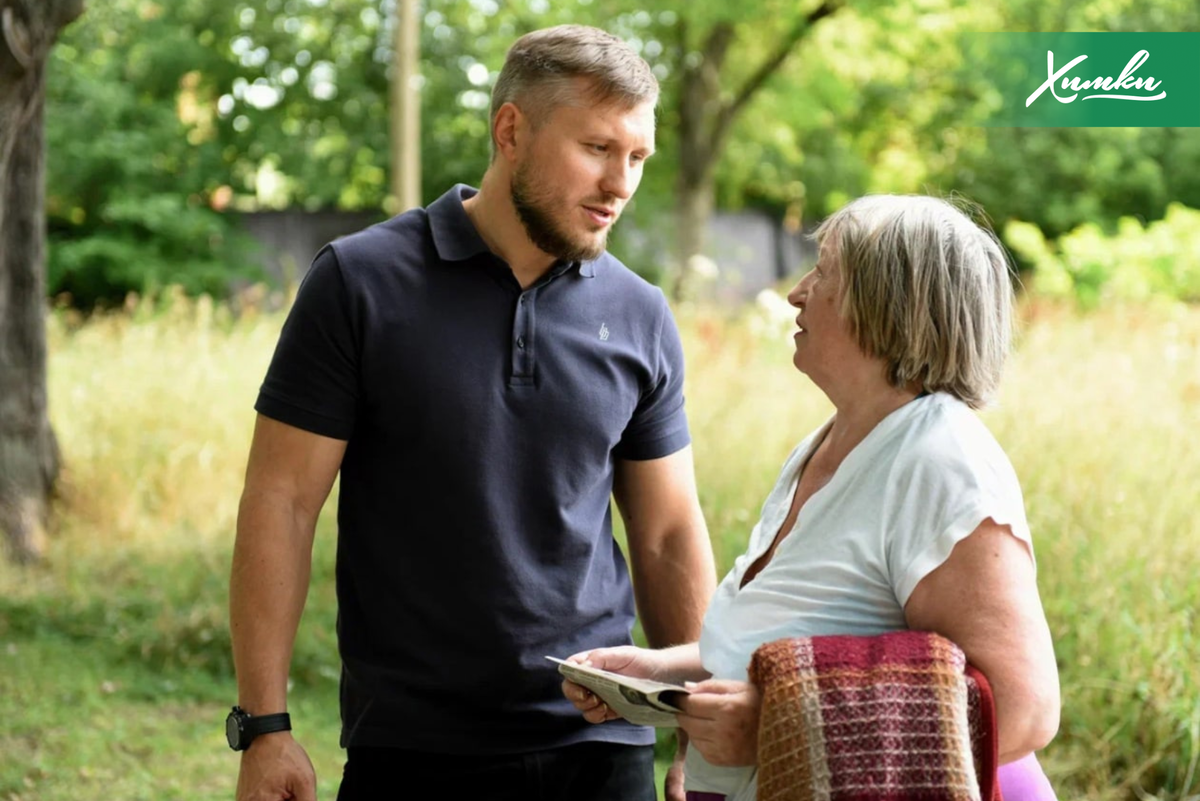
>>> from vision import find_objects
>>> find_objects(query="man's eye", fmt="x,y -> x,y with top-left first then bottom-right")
588,143 -> 607,153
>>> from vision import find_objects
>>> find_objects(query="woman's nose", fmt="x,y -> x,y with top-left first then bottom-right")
787,276 -> 808,307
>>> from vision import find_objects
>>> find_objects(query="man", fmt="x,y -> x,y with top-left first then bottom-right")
228,24 -> 716,801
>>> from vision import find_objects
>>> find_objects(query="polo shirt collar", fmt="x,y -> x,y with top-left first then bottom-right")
428,183 -> 600,278
429,184 -> 490,262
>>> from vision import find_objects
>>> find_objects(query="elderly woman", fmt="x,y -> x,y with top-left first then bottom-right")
564,195 -> 1060,801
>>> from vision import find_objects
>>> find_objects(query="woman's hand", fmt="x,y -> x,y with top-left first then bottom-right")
675,679 -> 762,767
560,645 -> 667,724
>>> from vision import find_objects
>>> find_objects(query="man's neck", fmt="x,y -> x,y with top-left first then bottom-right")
462,170 -> 558,289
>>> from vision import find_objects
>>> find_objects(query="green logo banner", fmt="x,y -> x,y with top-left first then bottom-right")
964,33 -> 1200,127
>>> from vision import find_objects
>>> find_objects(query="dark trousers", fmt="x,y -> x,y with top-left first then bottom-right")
337,741 -> 657,801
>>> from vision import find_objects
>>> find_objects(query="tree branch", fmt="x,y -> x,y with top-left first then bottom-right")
2,7 -> 32,70
55,0 -> 86,29
711,0 -> 842,145
700,20 -> 736,77
1,0 -> 86,75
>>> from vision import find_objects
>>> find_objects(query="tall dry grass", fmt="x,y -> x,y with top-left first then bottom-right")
0,289 -> 1196,799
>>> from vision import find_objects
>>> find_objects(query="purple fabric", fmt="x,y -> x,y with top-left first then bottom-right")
999,753 -> 1057,801
685,793 -> 727,801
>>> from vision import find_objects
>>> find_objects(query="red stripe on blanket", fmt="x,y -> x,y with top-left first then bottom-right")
750,631 -> 1001,801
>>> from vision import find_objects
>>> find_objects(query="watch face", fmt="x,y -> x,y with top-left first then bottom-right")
226,710 -> 243,750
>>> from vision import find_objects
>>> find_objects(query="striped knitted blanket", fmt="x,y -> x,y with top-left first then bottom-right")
749,631 -> 1000,801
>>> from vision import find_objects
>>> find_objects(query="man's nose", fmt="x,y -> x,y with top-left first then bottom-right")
600,160 -> 635,200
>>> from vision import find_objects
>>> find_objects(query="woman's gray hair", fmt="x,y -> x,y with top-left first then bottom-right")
489,25 -> 658,154
813,195 -> 1016,409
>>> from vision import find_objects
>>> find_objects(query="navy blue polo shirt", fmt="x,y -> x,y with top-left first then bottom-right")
255,184 -> 691,754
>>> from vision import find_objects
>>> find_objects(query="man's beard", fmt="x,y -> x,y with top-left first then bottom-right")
511,164 -> 610,263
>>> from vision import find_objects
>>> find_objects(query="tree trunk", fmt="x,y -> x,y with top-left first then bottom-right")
673,162 -> 716,302
0,0 -> 83,563
389,0 -> 420,212
671,20 -> 730,302
669,3 -> 840,301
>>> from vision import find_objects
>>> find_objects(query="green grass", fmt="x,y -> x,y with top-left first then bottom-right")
1,291 -> 1198,799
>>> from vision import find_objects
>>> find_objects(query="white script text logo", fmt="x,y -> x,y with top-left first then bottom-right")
1026,49 -> 1165,107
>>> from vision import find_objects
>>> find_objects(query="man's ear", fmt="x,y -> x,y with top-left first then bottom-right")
492,102 -> 524,163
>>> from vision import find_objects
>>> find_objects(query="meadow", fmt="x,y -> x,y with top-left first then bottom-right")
1,288 -> 1198,800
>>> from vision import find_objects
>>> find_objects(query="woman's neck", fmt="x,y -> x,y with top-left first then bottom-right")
821,382 -> 921,465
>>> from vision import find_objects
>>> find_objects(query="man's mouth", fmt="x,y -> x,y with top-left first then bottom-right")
583,205 -> 617,225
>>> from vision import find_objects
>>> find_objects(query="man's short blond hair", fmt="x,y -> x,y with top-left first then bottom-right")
489,25 -> 658,155
814,195 -> 1016,409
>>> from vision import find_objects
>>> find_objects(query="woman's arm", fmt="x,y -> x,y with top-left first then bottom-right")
904,517 -> 1060,763
561,642 -> 708,723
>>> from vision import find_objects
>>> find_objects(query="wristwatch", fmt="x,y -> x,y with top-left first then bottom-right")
226,705 -> 292,751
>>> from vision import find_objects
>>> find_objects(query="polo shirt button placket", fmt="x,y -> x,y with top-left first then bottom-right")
510,291 -> 535,386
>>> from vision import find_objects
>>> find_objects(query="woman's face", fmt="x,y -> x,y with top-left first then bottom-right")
786,245 -> 866,383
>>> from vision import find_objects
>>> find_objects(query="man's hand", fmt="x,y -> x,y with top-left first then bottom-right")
235,732 -> 317,801
664,730 -> 689,801
676,679 -> 761,768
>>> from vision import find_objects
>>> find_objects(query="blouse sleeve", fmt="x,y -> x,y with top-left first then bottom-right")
885,427 -> 1033,608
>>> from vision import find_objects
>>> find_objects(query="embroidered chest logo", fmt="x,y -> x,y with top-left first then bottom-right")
598,323 -> 610,341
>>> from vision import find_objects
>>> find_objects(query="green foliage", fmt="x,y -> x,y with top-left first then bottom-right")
46,2 -> 262,308
936,128 -> 1200,241
39,0 -> 1200,304
1007,203 -> 1200,307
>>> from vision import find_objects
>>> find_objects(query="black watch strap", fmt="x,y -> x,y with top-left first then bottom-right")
247,711 -> 292,737
227,706 -> 292,751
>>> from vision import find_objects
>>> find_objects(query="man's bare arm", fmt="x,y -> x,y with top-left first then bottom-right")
613,445 -> 716,649
230,414 -> 346,714
614,446 -> 714,801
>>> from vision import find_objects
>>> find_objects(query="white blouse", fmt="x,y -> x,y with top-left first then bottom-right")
684,393 -> 1033,800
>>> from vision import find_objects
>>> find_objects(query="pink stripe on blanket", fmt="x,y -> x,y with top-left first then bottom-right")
751,631 -> 1000,801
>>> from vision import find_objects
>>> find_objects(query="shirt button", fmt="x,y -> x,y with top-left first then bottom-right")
516,336 -> 526,349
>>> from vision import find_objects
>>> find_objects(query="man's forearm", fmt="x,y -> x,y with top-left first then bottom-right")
631,525 -> 716,650
229,491 -> 317,713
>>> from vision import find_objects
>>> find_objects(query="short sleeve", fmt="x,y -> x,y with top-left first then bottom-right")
887,438 -> 1032,607
612,293 -> 691,461
255,245 -> 359,440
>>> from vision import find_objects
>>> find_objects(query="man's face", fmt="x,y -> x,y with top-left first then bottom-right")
510,95 -> 656,262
